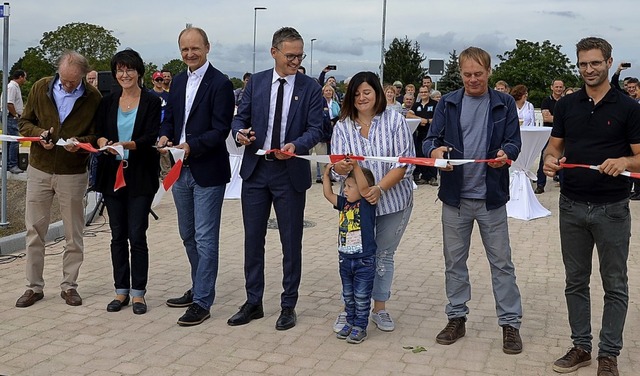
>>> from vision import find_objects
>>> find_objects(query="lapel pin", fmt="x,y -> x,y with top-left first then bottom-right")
294,96 -> 299,101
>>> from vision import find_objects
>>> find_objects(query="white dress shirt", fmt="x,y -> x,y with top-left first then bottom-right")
262,70 -> 296,150
180,62 -> 210,144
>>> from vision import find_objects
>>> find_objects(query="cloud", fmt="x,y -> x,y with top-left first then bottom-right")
415,32 -> 511,61
540,11 -> 579,18
314,38 -> 379,56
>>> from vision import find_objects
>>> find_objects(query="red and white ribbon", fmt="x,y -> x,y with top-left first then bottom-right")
0,135 -> 42,143
256,149 -> 512,168
151,148 -> 186,208
57,139 -> 127,191
561,163 -> 640,179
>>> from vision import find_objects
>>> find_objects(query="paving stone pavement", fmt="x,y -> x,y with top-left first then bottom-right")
2,179 -> 640,376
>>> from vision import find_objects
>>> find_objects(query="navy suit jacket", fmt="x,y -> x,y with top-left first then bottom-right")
231,69 -> 324,192
160,63 -> 235,187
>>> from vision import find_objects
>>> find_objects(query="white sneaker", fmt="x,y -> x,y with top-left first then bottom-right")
371,310 -> 395,331
333,311 -> 347,333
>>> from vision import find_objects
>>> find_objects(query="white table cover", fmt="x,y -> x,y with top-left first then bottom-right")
224,134 -> 244,199
406,118 -> 421,134
506,127 -> 552,220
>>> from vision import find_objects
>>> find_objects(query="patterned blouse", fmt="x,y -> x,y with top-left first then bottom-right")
331,108 -> 415,216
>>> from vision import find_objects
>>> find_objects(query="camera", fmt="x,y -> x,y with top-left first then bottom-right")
326,65 -> 337,70
622,63 -> 631,68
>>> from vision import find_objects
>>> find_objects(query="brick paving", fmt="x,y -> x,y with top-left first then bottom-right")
1,178 -> 640,375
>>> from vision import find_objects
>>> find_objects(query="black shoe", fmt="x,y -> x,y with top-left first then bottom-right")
132,298 -> 147,315
436,317 -> 466,345
534,186 -> 544,194
315,178 -> 323,183
166,289 -> 193,307
227,302 -> 264,326
106,295 -> 130,312
177,303 -> 210,326
631,192 -> 640,200
275,307 -> 297,330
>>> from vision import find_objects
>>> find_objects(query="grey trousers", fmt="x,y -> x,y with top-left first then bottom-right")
441,199 -> 522,328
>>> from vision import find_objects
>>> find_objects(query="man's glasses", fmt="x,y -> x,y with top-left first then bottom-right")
577,60 -> 606,70
275,48 -> 306,62
116,69 -> 137,77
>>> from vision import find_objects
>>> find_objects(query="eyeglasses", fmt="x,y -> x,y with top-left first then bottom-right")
154,78 -> 164,82
577,60 -> 607,70
116,69 -> 137,77
275,48 -> 306,62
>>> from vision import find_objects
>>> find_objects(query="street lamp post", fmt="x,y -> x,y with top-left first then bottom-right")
1,2 -> 10,227
380,0 -> 387,84
252,6 -> 267,74
310,38 -> 317,76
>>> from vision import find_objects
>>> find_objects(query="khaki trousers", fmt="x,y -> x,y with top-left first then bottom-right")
25,166 -> 88,292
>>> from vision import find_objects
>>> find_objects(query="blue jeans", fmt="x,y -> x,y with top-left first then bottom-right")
559,194 -> 630,357
441,200 -> 522,328
104,191 -> 153,297
6,116 -> 19,169
339,255 -> 375,329
371,204 -> 413,302
171,167 -> 225,310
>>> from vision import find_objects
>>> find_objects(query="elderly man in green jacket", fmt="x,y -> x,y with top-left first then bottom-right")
16,50 -> 101,308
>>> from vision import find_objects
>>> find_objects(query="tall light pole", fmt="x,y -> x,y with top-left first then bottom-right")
310,38 -> 317,76
380,0 -> 387,84
1,2 -> 10,227
252,6 -> 267,74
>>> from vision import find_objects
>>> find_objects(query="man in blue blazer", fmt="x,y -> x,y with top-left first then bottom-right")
229,27 -> 324,330
158,27 -> 235,326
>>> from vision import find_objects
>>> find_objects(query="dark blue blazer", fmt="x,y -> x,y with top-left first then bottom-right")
94,89 -> 161,196
231,69 -> 324,192
160,63 -> 235,187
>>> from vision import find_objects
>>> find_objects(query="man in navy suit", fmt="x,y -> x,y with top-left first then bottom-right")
228,27 -> 324,330
157,27 -> 235,326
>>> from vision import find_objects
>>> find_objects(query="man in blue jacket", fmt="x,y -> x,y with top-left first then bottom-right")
158,27 -> 235,327
423,46 -> 523,354
228,27 -> 323,331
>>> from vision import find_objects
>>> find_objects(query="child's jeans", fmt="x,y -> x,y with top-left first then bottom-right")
339,254 -> 375,329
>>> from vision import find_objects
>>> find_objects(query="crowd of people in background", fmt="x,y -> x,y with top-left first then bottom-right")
5,27 -> 640,375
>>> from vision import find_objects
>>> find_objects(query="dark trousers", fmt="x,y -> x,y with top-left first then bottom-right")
414,131 -> 437,180
241,158 -> 306,309
339,254 -> 375,329
104,191 -> 153,295
559,194 -> 630,357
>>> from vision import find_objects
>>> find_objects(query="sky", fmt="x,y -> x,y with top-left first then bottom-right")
3,0 -> 639,82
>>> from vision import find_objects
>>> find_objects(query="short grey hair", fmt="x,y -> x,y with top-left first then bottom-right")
271,27 -> 302,48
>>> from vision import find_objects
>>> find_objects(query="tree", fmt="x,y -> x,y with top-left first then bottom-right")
438,50 -> 463,94
230,77 -> 243,90
143,62 -> 159,89
9,47 -> 55,100
38,22 -> 120,71
383,36 -> 427,88
491,40 -> 580,107
162,59 -> 187,76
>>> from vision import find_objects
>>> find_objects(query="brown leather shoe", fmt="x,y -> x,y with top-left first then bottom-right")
436,317 -> 466,345
553,346 -> 591,373
502,325 -> 523,354
597,356 -> 619,376
16,289 -> 44,308
61,289 -> 82,306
